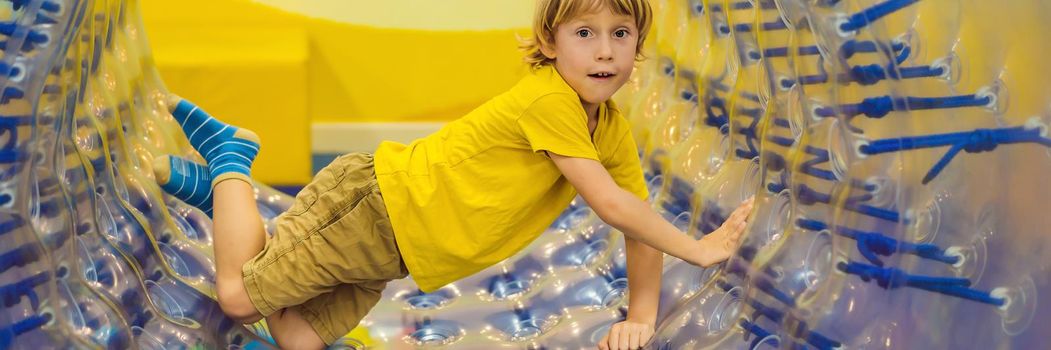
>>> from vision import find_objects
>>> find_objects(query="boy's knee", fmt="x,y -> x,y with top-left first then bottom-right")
269,310 -> 327,350
273,332 -> 326,350
216,277 -> 262,324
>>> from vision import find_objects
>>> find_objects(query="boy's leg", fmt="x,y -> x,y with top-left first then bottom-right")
213,179 -> 326,348
266,308 -> 326,350
236,153 -> 408,345
210,179 -> 265,322
163,96 -> 325,346
292,281 -> 389,345
160,95 -> 264,320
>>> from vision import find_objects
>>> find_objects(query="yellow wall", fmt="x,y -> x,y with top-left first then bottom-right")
141,0 -> 534,184
252,0 -> 534,30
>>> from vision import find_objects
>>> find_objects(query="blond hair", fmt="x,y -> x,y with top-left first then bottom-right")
520,0 -> 652,68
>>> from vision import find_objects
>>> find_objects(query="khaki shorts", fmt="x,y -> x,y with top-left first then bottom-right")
241,153 -> 407,344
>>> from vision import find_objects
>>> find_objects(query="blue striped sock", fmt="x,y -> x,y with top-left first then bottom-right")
167,94 -> 260,186
153,155 -> 214,217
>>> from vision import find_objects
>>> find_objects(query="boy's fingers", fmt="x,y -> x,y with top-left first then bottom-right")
728,208 -> 743,222
732,221 -> 746,239
628,328 -> 640,349
732,207 -> 749,223
609,325 -> 621,349
643,327 -> 655,344
737,201 -> 753,214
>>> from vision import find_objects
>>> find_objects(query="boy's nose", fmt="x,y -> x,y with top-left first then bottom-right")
596,39 -> 614,61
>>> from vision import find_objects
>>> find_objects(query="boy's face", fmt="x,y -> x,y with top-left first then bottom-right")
542,8 -> 638,111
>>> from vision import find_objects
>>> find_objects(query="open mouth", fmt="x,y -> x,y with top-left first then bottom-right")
588,72 -> 616,80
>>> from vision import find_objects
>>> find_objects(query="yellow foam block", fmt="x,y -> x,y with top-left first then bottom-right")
149,25 -> 311,185
142,0 -> 531,124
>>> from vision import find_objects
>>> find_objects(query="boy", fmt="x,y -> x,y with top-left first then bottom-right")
152,0 -> 753,349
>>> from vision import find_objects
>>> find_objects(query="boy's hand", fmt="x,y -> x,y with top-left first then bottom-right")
598,320 -> 654,350
695,197 -> 754,267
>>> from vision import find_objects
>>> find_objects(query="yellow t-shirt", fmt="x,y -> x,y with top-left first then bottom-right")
374,65 -> 649,292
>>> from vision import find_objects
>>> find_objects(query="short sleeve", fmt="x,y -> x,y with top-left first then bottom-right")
516,93 -> 599,160
605,130 -> 650,200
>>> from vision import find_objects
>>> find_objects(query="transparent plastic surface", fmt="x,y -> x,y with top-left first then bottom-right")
5,0 -> 1049,349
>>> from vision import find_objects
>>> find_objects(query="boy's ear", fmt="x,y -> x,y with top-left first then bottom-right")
540,41 -> 557,60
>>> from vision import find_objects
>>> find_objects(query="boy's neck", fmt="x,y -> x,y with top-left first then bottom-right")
582,99 -> 601,138
581,99 -> 600,122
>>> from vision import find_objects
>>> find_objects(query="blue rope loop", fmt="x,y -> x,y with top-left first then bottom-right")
772,117 -> 792,129
0,314 -> 51,349
0,62 -> 22,79
797,218 -> 959,266
795,184 -> 901,222
709,0 -> 777,11
840,0 -> 921,32
846,63 -> 945,86
703,93 -> 730,129
0,39 -> 43,52
661,61 -> 675,77
897,65 -> 945,80
762,151 -> 788,174
765,44 -> 818,58
733,112 -> 763,159
765,39 -> 907,61
695,200 -> 726,234
803,328 -> 842,350
740,91 -> 761,103
849,64 -> 887,85
768,171 -> 789,193
739,245 -> 757,261
738,107 -> 764,120
841,39 -> 908,61
739,319 -> 776,348
0,216 -> 26,236
1,86 -> 25,104
733,19 -> 789,33
0,244 -> 43,274
781,315 -> 842,350
748,299 -> 785,324
840,261 -> 925,288
9,0 -> 62,13
754,275 -> 797,307
856,96 -> 895,118
714,278 -> 735,293
31,12 -> 58,25
786,61 -> 942,88
680,90 -> 698,104
0,22 -> 49,45
799,146 -> 835,181
816,94 -> 990,120
1,272 -> 51,309
861,125 -> 1051,184
837,261 -> 1005,306
840,226 -> 960,266
659,176 -> 694,218
767,135 -> 794,150
0,117 -> 25,152
647,148 -> 666,174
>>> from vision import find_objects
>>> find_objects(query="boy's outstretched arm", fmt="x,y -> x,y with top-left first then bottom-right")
548,153 -> 753,267
549,153 -> 753,349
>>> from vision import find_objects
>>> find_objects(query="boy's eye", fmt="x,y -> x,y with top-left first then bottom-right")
576,29 -> 592,38
614,29 -> 629,38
